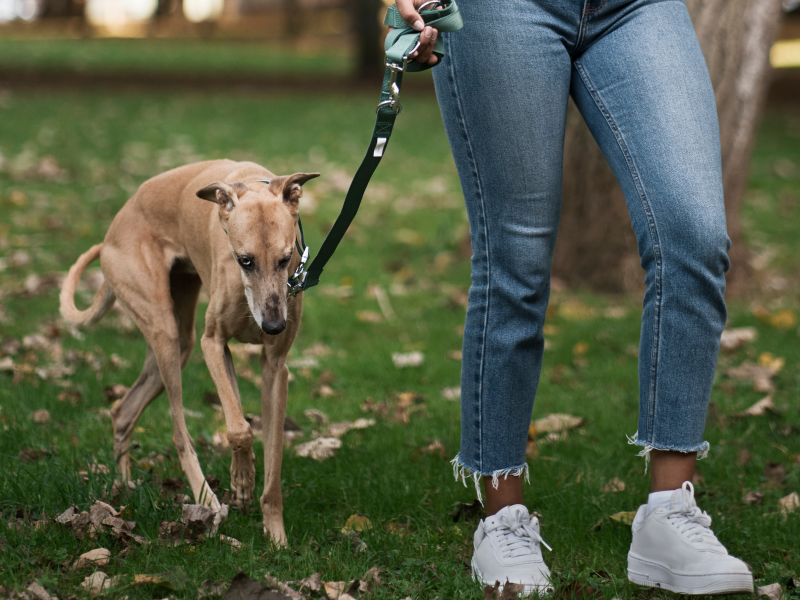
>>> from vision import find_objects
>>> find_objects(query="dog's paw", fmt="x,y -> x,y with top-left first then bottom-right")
229,445 -> 256,514
263,523 -> 288,548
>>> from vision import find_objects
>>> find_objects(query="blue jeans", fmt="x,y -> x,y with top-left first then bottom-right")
432,0 -> 730,493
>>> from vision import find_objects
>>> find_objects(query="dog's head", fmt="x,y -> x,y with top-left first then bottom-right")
196,173 -> 319,335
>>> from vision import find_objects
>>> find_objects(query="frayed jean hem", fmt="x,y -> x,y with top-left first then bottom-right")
450,454 -> 530,505
627,431 -> 710,474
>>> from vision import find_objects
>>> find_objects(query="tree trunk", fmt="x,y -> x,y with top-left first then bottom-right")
352,0 -> 385,81
552,0 -> 785,295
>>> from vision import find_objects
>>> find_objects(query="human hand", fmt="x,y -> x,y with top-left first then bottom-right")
392,0 -> 439,66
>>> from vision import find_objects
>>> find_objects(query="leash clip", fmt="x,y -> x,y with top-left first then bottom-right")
377,59 -> 407,114
287,246 -> 310,297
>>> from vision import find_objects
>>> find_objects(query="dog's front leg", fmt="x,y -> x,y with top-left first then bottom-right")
259,346 -> 289,546
200,334 -> 255,513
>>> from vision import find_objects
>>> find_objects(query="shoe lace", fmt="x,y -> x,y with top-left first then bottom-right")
665,481 -> 723,548
496,508 -> 552,558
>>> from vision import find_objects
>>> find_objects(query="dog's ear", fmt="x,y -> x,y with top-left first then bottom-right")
268,173 -> 320,214
196,181 -> 248,213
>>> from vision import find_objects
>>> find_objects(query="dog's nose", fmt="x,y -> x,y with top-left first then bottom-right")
261,318 -> 286,335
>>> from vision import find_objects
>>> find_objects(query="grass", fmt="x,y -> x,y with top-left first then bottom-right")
0,38 -> 350,77
0,87 -> 798,599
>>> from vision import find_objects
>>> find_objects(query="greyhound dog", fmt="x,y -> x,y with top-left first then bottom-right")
60,159 -> 319,545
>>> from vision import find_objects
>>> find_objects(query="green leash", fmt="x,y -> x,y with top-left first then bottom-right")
283,0 -> 463,296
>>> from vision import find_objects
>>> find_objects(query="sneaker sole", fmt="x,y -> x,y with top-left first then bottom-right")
470,558 -> 553,596
628,554 -> 754,594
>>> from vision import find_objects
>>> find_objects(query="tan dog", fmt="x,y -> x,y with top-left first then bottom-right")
60,159 -> 319,545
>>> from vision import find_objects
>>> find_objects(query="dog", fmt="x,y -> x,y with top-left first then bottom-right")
60,159 -> 319,545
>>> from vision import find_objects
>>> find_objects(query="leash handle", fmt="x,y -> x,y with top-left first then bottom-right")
296,1 -> 463,293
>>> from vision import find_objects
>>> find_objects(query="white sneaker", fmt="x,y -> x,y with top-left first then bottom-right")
471,504 -> 553,595
628,481 -> 753,594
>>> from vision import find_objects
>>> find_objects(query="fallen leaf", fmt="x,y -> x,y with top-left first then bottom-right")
314,385 -> 338,398
758,352 -> 786,372
601,477 -> 626,493
25,582 -> 58,600
727,361 -> 779,393
294,437 -> 341,461
608,511 -> 637,525
756,583 -> 785,600
103,384 -> 129,402
441,386 -> 460,401
719,326 -> 758,351
392,351 -> 424,368
29,409 -> 50,424
341,513 -> 371,533
531,413 -> 585,435
133,567 -> 188,591
297,573 -> 322,593
0,356 -> 14,371
765,461 -> 786,483
754,307 -> 797,330
219,535 -> 242,550
743,491 -> 765,505
419,439 -> 446,458
197,580 -> 228,599
737,448 -> 752,465
72,548 -> 111,569
558,299 -> 596,321
779,492 -> 799,516
572,341 -> 589,355
19,447 -> 49,462
732,395 -> 774,417
303,409 -> 329,424
58,389 -> 82,404
81,572 -> 111,596
224,572 -> 293,600
263,572 -> 305,600
356,311 -> 382,323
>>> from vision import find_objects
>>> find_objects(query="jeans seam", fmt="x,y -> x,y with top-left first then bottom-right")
445,35 -> 490,473
573,59 -> 663,443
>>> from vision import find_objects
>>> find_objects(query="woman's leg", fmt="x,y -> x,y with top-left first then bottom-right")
571,1 -> 752,592
571,0 -> 728,471
433,0 -> 577,500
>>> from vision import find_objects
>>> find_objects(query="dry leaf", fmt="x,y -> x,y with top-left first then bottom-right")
392,351 -> 424,368
757,583 -> 785,600
719,327 -> 758,351
758,352 -> 785,372
72,548 -> 111,569
743,491 -> 765,505
263,572 -> 305,599
737,448 -> 752,465
732,395 -> 774,417
0,356 -> 15,371
441,386 -> 460,401
727,362 -> 779,393
608,511 -> 637,525
356,311 -> 382,323
103,384 -> 129,402
25,582 -> 58,600
294,437 -> 341,461
19,447 -> 49,462
531,413 -> 585,435
765,461 -> 786,483
572,341 -> 589,355
601,477 -> 626,493
303,409 -> 329,424
224,572 -> 292,600
754,307 -> 797,330
314,385 -> 338,398
419,440 -> 446,458
558,299 -> 596,321
341,513 -> 371,532
779,492 -> 799,516
29,409 -> 50,424
81,572 -> 111,595
298,573 -> 322,593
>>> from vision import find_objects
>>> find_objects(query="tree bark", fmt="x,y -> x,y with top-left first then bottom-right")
552,0 -> 785,295
352,0 -> 385,81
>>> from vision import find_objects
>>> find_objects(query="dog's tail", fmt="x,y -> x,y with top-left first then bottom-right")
60,243 -> 116,327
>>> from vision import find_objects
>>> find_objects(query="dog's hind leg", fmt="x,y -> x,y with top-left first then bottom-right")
111,345 -> 164,482
111,272 -> 202,484
259,345 -> 290,546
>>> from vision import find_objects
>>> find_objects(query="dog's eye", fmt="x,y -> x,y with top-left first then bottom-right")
238,256 -> 253,269
278,255 -> 292,268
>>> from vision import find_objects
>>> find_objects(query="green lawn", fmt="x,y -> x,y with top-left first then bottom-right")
0,88 -> 798,599
0,38 -> 349,77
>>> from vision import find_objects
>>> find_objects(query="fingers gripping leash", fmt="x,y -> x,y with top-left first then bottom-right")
285,1 -> 463,296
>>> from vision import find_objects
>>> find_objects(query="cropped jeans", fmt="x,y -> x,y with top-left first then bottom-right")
431,0 -> 730,493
